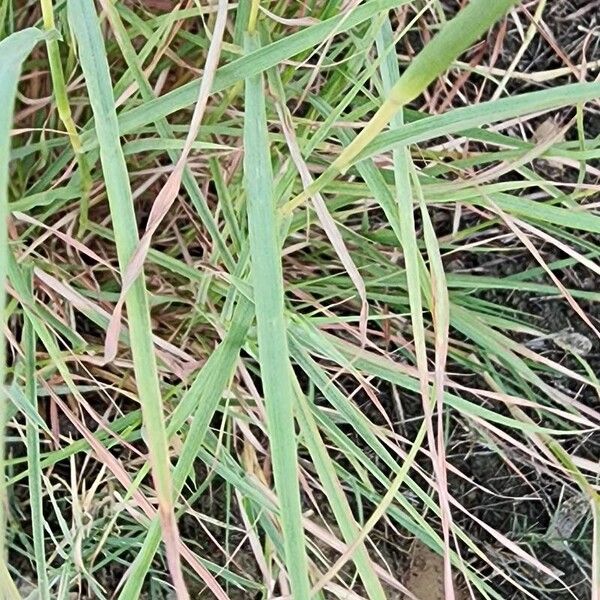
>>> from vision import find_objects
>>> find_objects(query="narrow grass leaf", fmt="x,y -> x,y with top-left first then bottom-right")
414,168 -> 455,598
66,1 -> 187,595
118,296 -> 253,600
377,19 -> 455,594
270,70 -> 369,344
0,26 -> 48,599
39,0 -> 91,235
22,268 -> 51,600
362,81 -> 600,162
294,383 -> 388,599
243,30 -> 311,599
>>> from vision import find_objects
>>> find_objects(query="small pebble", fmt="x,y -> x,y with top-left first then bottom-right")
552,330 -> 593,356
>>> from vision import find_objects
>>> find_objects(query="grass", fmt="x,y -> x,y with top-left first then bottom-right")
243,27 -> 311,600
66,0 -> 186,595
0,26 -> 49,600
3,1 -> 600,598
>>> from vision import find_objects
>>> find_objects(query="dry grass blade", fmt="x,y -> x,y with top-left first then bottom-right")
415,170 -> 455,599
103,0 -> 229,361
274,88 -> 369,344
489,200 -> 600,340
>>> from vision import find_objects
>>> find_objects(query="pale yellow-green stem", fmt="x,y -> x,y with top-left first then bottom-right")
40,0 -> 91,234
247,0 -> 260,34
332,96 -> 402,173
312,418 -> 430,595
491,0 -> 546,100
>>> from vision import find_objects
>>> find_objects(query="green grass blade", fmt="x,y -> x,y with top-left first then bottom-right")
375,16 -> 429,389
414,166 -> 455,595
243,30 -> 311,599
294,384 -> 388,599
39,0 -> 91,235
65,1 -> 187,594
22,267 -> 51,600
0,26 -> 47,599
362,80 -> 600,161
376,16 -> 453,594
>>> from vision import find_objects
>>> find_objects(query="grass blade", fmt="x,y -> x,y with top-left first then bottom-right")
65,1 -> 187,595
39,0 -> 91,235
243,30 -> 311,599
294,383 -> 388,599
332,0 -> 520,173
22,267 -> 50,600
118,295 -> 253,600
0,26 -> 47,599
414,169 -> 455,598
361,80 -> 600,161
376,14 -> 456,597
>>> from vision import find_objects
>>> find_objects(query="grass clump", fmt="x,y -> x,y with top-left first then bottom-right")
2,1 -> 600,598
